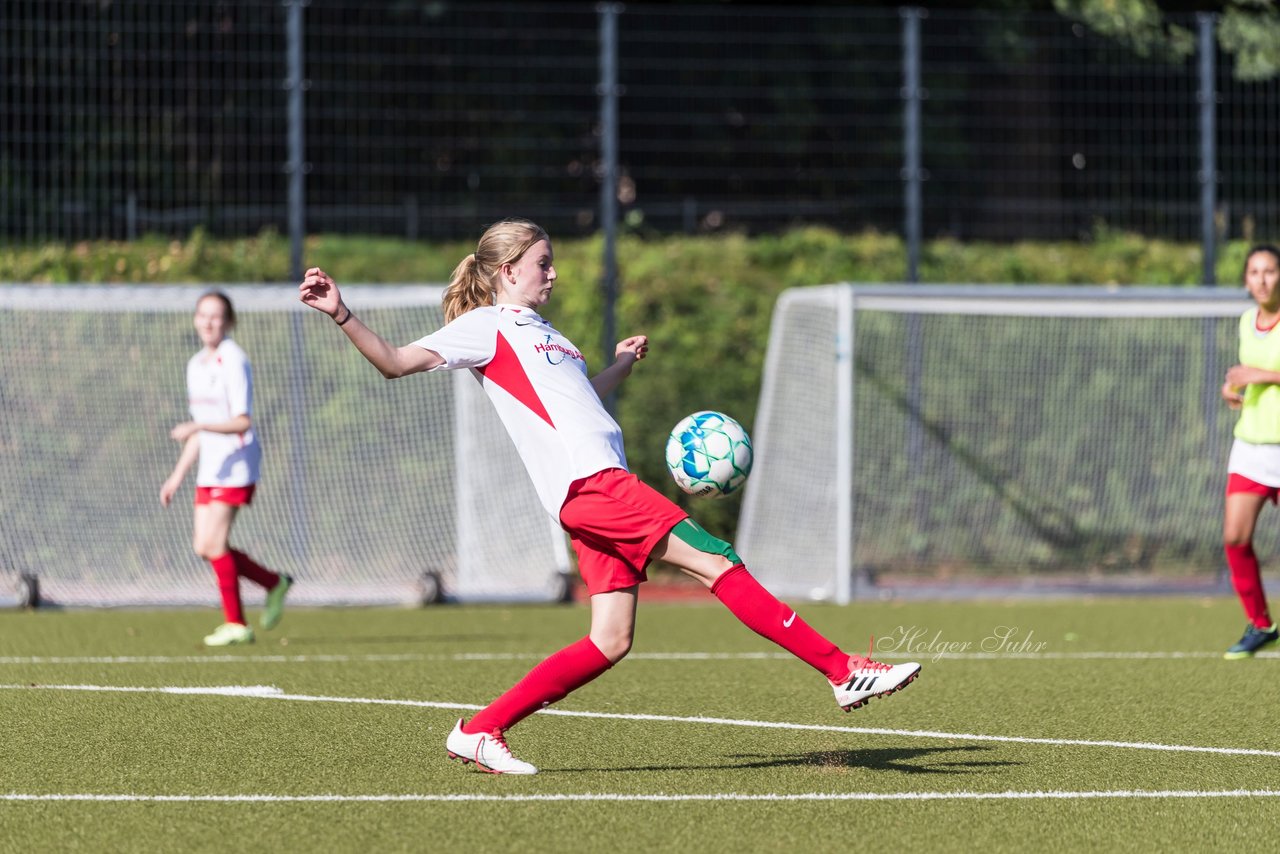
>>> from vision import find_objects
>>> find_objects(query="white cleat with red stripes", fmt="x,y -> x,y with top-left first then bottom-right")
446,719 -> 538,775
831,656 -> 920,712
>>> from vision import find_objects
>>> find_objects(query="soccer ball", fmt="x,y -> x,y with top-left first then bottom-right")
665,410 -> 753,498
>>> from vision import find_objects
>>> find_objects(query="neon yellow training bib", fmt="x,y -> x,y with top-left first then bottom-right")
1235,307 -> 1280,444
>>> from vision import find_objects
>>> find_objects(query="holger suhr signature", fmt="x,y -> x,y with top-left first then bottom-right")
876,625 -> 1049,662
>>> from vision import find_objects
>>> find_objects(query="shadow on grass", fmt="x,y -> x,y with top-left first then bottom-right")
553,744 -> 1016,775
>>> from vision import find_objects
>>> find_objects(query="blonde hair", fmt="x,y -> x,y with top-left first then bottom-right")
442,218 -> 549,322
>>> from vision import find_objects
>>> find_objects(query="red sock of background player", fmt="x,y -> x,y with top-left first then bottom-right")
711,564 -> 852,682
209,553 -> 245,625
1226,543 -> 1273,628
463,637 -> 612,735
230,549 -> 280,590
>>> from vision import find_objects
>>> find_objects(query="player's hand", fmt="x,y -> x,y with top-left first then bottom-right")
170,421 -> 199,442
299,267 -> 343,318
1222,381 -> 1245,410
615,335 -> 648,363
159,476 -> 180,507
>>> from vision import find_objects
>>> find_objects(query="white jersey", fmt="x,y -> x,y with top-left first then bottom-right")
185,338 -> 261,487
415,305 -> 628,516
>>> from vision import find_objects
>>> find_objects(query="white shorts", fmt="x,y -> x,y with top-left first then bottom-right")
1227,438 -> 1280,488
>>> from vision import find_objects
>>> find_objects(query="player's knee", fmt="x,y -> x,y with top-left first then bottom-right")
1224,531 -> 1251,549
591,628 -> 633,663
192,537 -> 223,561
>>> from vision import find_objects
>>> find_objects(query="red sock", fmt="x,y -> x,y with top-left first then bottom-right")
231,549 -> 280,590
1226,543 -> 1273,628
463,637 -> 612,735
711,565 -> 851,682
208,553 -> 245,625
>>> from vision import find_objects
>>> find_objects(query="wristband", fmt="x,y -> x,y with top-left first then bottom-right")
335,308 -> 352,326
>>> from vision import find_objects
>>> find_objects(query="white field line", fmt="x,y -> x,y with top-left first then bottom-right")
1,650 -> 1275,666
4,790 -> 1280,803
4,682 -> 1279,759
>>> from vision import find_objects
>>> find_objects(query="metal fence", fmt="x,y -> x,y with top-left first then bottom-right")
4,2 -> 1280,276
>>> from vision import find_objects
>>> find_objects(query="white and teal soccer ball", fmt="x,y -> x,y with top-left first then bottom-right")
665,410 -> 753,498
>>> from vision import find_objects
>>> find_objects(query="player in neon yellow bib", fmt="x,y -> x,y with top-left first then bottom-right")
1222,245 -> 1280,658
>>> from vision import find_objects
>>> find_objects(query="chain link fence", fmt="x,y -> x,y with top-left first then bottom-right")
4,2 -> 1279,256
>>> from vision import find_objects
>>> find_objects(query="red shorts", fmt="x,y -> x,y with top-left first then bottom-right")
195,485 -> 256,506
1227,473 -> 1279,505
558,468 -> 688,596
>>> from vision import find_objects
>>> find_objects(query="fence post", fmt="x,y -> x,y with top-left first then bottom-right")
902,7 -> 927,527
598,2 -> 622,414
284,0 -> 308,283
1198,13 -> 1217,286
284,0 -> 310,566
901,7 -> 923,284
1197,13 -> 1224,543
405,195 -> 419,240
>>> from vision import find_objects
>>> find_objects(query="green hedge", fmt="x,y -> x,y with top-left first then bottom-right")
0,227 -> 1261,541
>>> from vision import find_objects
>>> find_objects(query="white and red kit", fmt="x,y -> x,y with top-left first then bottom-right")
428,307 -> 860,741
186,338 -> 261,488
415,305 -> 629,516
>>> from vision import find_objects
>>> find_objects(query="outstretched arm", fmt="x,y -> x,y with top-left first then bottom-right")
591,335 -> 648,399
299,267 -> 443,378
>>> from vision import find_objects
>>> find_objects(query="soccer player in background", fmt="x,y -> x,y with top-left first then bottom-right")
298,219 -> 921,775
1221,244 -> 1280,659
160,291 -> 292,647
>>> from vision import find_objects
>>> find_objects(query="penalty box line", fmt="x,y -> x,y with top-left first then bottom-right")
3,682 -> 1279,759
4,790 -> 1280,803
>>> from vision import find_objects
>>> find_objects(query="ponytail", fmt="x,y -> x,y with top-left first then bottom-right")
442,254 -> 492,323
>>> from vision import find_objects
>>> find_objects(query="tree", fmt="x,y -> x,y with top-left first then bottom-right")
1054,0 -> 1280,80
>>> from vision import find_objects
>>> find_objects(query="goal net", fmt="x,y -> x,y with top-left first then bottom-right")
738,284 -> 1261,603
0,285 -> 571,607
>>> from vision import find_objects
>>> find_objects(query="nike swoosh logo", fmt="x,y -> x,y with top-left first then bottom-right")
513,319 -> 540,326
783,611 -> 796,628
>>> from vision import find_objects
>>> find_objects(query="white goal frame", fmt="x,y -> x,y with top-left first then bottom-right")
0,284 -> 570,607
738,283 -> 1250,604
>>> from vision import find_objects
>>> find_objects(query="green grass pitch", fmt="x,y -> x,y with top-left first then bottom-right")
3,596 -> 1280,852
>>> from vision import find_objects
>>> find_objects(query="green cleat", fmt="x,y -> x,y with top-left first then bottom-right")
260,575 -> 293,631
203,622 -> 255,647
1224,623 -> 1278,660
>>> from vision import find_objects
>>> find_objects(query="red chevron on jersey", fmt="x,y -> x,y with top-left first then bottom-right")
412,304 -> 629,516
479,331 -> 555,428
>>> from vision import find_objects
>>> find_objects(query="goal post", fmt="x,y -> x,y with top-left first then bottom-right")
738,283 -> 1259,603
0,284 -> 570,607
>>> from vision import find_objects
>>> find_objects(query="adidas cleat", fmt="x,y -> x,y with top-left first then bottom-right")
1224,623 -> 1279,660
831,656 -> 920,711
445,719 -> 537,775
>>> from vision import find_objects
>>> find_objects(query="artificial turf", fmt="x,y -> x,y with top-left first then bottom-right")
3,596 -> 1279,852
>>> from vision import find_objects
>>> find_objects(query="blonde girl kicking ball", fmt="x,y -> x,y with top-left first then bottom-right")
299,219 -> 920,774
